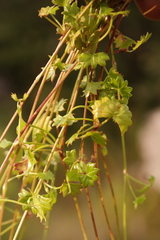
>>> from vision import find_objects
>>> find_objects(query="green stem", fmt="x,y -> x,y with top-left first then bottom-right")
121,134 -> 127,240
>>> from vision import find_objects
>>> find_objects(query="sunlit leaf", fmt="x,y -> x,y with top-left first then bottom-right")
102,68 -> 132,102
52,112 -> 77,127
129,32 -> 152,52
63,2 -> 79,24
84,81 -> 102,97
39,6 -> 59,18
52,0 -> 68,6
91,96 -> 120,119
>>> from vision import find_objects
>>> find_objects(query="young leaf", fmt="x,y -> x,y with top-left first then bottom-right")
63,149 -> 77,166
52,0 -> 69,6
133,195 -> 146,209
128,32 -> 152,52
38,6 -> 59,18
60,182 -> 69,197
31,194 -> 52,222
54,58 -> 72,71
52,112 -> 77,127
84,81 -> 102,97
13,158 -> 28,175
138,176 -> 155,194
37,170 -> 55,182
66,132 -> 79,146
18,189 -> 32,207
53,98 -> 67,114
79,52 -> 109,68
63,2 -> 79,24
0,139 -> 12,149
98,5 -> 114,17
16,117 -> 26,137
114,33 -> 135,51
102,68 -> 132,102
79,162 -> 99,187
81,131 -> 107,146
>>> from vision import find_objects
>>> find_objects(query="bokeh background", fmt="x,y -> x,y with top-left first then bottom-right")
1,0 -> 160,239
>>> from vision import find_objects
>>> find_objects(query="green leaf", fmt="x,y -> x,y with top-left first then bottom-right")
92,97 -> 132,134
54,58 -> 72,71
128,32 -> 152,52
98,5 -> 114,17
66,132 -> 79,146
52,112 -> 77,127
19,189 -> 54,222
11,93 -> 19,102
27,149 -> 37,170
0,139 -> 12,149
79,162 -> 99,187
53,98 -> 67,114
102,68 -> 132,102
45,189 -> 57,205
32,116 -> 52,142
81,131 -> 107,146
84,81 -> 102,97
114,33 -> 135,51
45,66 -> 55,82
133,195 -> 146,209
16,117 -> 26,136
138,176 -> 155,194
63,2 -> 79,24
66,169 -> 80,182
37,170 -> 55,182
91,96 -> 120,119
31,194 -> 51,221
18,189 -> 32,205
113,104 -> 132,134
60,182 -> 69,197
79,52 -> 109,68
38,6 -> 59,18
63,149 -> 77,166
52,0 -> 71,7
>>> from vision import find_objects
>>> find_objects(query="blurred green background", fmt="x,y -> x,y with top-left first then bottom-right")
1,0 -> 160,239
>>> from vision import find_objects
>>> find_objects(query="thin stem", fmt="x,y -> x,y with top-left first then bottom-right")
12,211 -> 28,240
121,134 -> 127,240
85,187 -> 99,240
100,149 -> 120,240
73,196 -> 88,240
94,143 -> 115,240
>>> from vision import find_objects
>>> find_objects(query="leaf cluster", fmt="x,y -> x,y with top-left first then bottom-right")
61,149 -> 99,196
